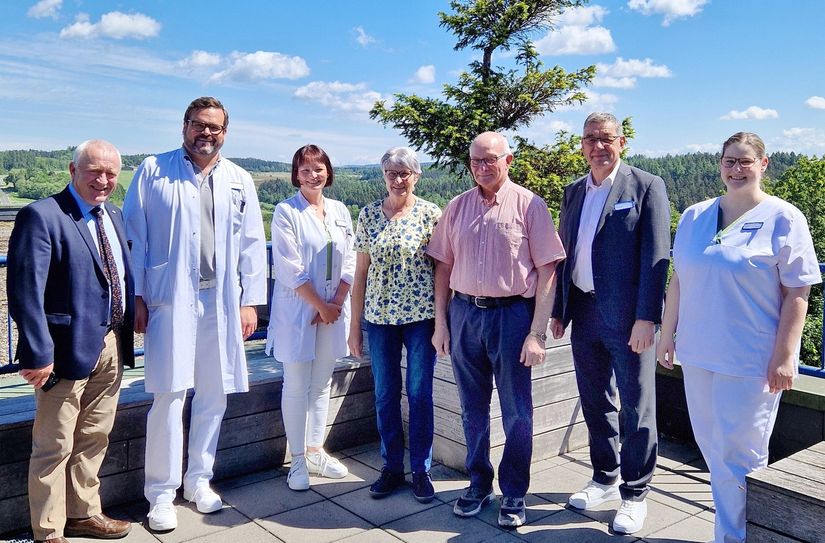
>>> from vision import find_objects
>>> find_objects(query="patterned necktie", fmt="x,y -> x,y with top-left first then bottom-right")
91,206 -> 124,331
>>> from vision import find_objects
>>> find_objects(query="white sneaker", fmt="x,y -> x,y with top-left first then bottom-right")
288,455 -> 311,490
147,502 -> 178,531
305,448 -> 349,479
568,480 -> 621,510
612,499 -> 648,534
183,485 -> 223,513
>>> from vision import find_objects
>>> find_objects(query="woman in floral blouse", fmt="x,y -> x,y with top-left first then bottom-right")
349,146 -> 441,503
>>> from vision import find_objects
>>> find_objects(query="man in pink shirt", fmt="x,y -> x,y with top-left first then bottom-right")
427,131 -> 565,527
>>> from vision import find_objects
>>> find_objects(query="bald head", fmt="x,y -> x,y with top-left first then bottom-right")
469,131 -> 513,197
471,131 -> 511,155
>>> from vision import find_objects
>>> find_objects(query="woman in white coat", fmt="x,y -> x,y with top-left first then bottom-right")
656,132 -> 821,543
267,144 -> 356,490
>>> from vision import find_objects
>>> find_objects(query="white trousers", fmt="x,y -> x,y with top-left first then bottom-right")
281,322 -> 339,456
144,288 -> 228,505
682,364 -> 782,543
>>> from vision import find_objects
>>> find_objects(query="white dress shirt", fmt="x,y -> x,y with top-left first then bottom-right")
572,159 -> 621,292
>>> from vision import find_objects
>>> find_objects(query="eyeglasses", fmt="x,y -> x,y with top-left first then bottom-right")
469,153 -> 507,167
187,120 -> 225,134
582,135 -> 621,146
384,170 -> 414,181
721,157 -> 757,168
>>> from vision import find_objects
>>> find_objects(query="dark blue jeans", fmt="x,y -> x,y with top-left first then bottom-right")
366,318 -> 436,474
569,288 -> 658,500
449,295 -> 534,498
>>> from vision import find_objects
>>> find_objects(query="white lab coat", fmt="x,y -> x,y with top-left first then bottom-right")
123,148 -> 267,393
266,191 -> 355,363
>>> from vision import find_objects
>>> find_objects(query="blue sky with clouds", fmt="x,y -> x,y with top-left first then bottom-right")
1,0 -> 823,165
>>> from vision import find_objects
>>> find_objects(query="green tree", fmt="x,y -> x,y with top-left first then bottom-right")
370,0 -> 594,176
766,155 -> 825,368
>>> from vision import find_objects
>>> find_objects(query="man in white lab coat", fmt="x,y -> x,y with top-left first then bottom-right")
123,96 -> 267,531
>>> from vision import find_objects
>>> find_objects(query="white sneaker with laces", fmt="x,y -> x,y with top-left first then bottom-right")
183,485 -> 223,513
288,454 -> 311,490
568,480 -> 621,510
147,502 -> 178,531
305,448 -> 348,479
612,499 -> 648,534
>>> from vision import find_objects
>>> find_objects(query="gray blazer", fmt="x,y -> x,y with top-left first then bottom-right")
552,162 -> 671,332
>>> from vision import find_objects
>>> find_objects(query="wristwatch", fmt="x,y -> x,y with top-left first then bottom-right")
530,329 -> 548,342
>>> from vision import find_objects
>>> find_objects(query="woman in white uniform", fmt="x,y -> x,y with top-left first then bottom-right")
267,144 -> 356,490
656,132 -> 821,543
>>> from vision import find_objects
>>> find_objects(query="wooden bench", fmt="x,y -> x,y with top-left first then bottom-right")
746,440 -> 825,542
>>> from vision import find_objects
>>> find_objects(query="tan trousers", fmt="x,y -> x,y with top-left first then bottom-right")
28,330 -> 124,540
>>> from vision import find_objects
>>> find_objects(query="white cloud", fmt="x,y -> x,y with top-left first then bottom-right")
805,96 -> 825,109
719,106 -> 779,121
685,142 -> 719,153
209,51 -> 309,83
410,65 -> 436,84
534,24 -> 615,55
59,11 -> 161,40
353,26 -> 376,47
27,0 -> 62,19
773,127 -> 825,154
594,57 -> 671,88
554,5 -> 609,26
627,0 -> 709,26
294,81 -> 385,113
178,50 -> 221,69
557,89 -> 619,112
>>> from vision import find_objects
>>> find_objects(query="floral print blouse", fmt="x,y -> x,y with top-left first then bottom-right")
354,198 -> 442,325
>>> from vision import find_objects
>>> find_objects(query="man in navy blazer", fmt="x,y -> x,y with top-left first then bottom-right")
8,140 -> 134,542
550,113 -> 670,534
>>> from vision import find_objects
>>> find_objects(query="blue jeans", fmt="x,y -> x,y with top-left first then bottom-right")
449,295 -> 534,498
365,318 -> 436,474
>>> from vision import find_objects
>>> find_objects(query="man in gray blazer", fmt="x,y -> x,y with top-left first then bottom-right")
550,113 -> 670,534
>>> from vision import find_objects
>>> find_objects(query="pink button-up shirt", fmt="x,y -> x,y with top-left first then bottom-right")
427,180 -> 565,298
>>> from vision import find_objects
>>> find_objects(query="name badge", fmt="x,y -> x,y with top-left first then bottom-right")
335,219 -> 348,227
741,222 -> 763,232
614,201 -> 634,211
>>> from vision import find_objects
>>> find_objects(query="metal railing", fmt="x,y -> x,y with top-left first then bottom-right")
2,253 -> 825,377
0,243 -> 274,375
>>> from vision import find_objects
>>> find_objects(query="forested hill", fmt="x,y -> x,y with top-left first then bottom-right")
0,148 -> 805,214
626,151 -> 801,211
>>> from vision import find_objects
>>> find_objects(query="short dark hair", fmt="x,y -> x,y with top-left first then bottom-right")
291,145 -> 334,188
183,96 -> 229,129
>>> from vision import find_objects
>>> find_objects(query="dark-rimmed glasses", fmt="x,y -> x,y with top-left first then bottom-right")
384,170 -> 414,181
721,157 -> 757,168
469,153 -> 507,167
187,120 -> 225,134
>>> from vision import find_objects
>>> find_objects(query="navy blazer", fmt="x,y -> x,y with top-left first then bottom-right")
7,186 -> 135,379
552,162 -> 671,331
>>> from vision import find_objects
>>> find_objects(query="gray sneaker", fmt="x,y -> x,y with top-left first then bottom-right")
498,496 -> 526,527
453,486 -> 496,517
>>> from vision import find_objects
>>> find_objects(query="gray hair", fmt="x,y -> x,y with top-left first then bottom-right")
583,112 -> 623,136
72,139 -> 122,165
381,146 -> 422,174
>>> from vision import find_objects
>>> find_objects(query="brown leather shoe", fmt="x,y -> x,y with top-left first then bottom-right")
65,513 -> 132,539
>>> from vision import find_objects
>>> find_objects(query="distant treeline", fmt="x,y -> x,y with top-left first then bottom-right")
0,147 -> 805,214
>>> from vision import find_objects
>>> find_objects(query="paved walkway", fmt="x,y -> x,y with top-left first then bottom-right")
5,439 -> 714,543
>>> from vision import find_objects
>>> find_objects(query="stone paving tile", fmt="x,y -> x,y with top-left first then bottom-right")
643,511 -> 714,543
530,464 -> 592,508
221,476 -> 325,519
330,484 -> 441,527
123,500 -> 250,543
383,502 -> 505,543
215,467 -> 283,492
656,440 -> 703,470
510,508 -> 633,543
333,527 -> 405,542
257,499 -> 371,543
647,469 -> 713,514
350,447 -> 412,475
186,522 -> 284,543
673,458 -> 711,484
309,456 -> 382,498
338,442 -> 384,458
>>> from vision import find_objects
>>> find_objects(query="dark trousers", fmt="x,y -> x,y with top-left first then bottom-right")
449,295 -> 534,498
366,318 -> 436,474
569,288 -> 658,500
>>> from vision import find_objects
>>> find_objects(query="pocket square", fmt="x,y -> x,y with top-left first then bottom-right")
614,201 -> 634,211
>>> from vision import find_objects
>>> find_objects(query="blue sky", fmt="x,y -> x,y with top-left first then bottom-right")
1,0 -> 823,165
